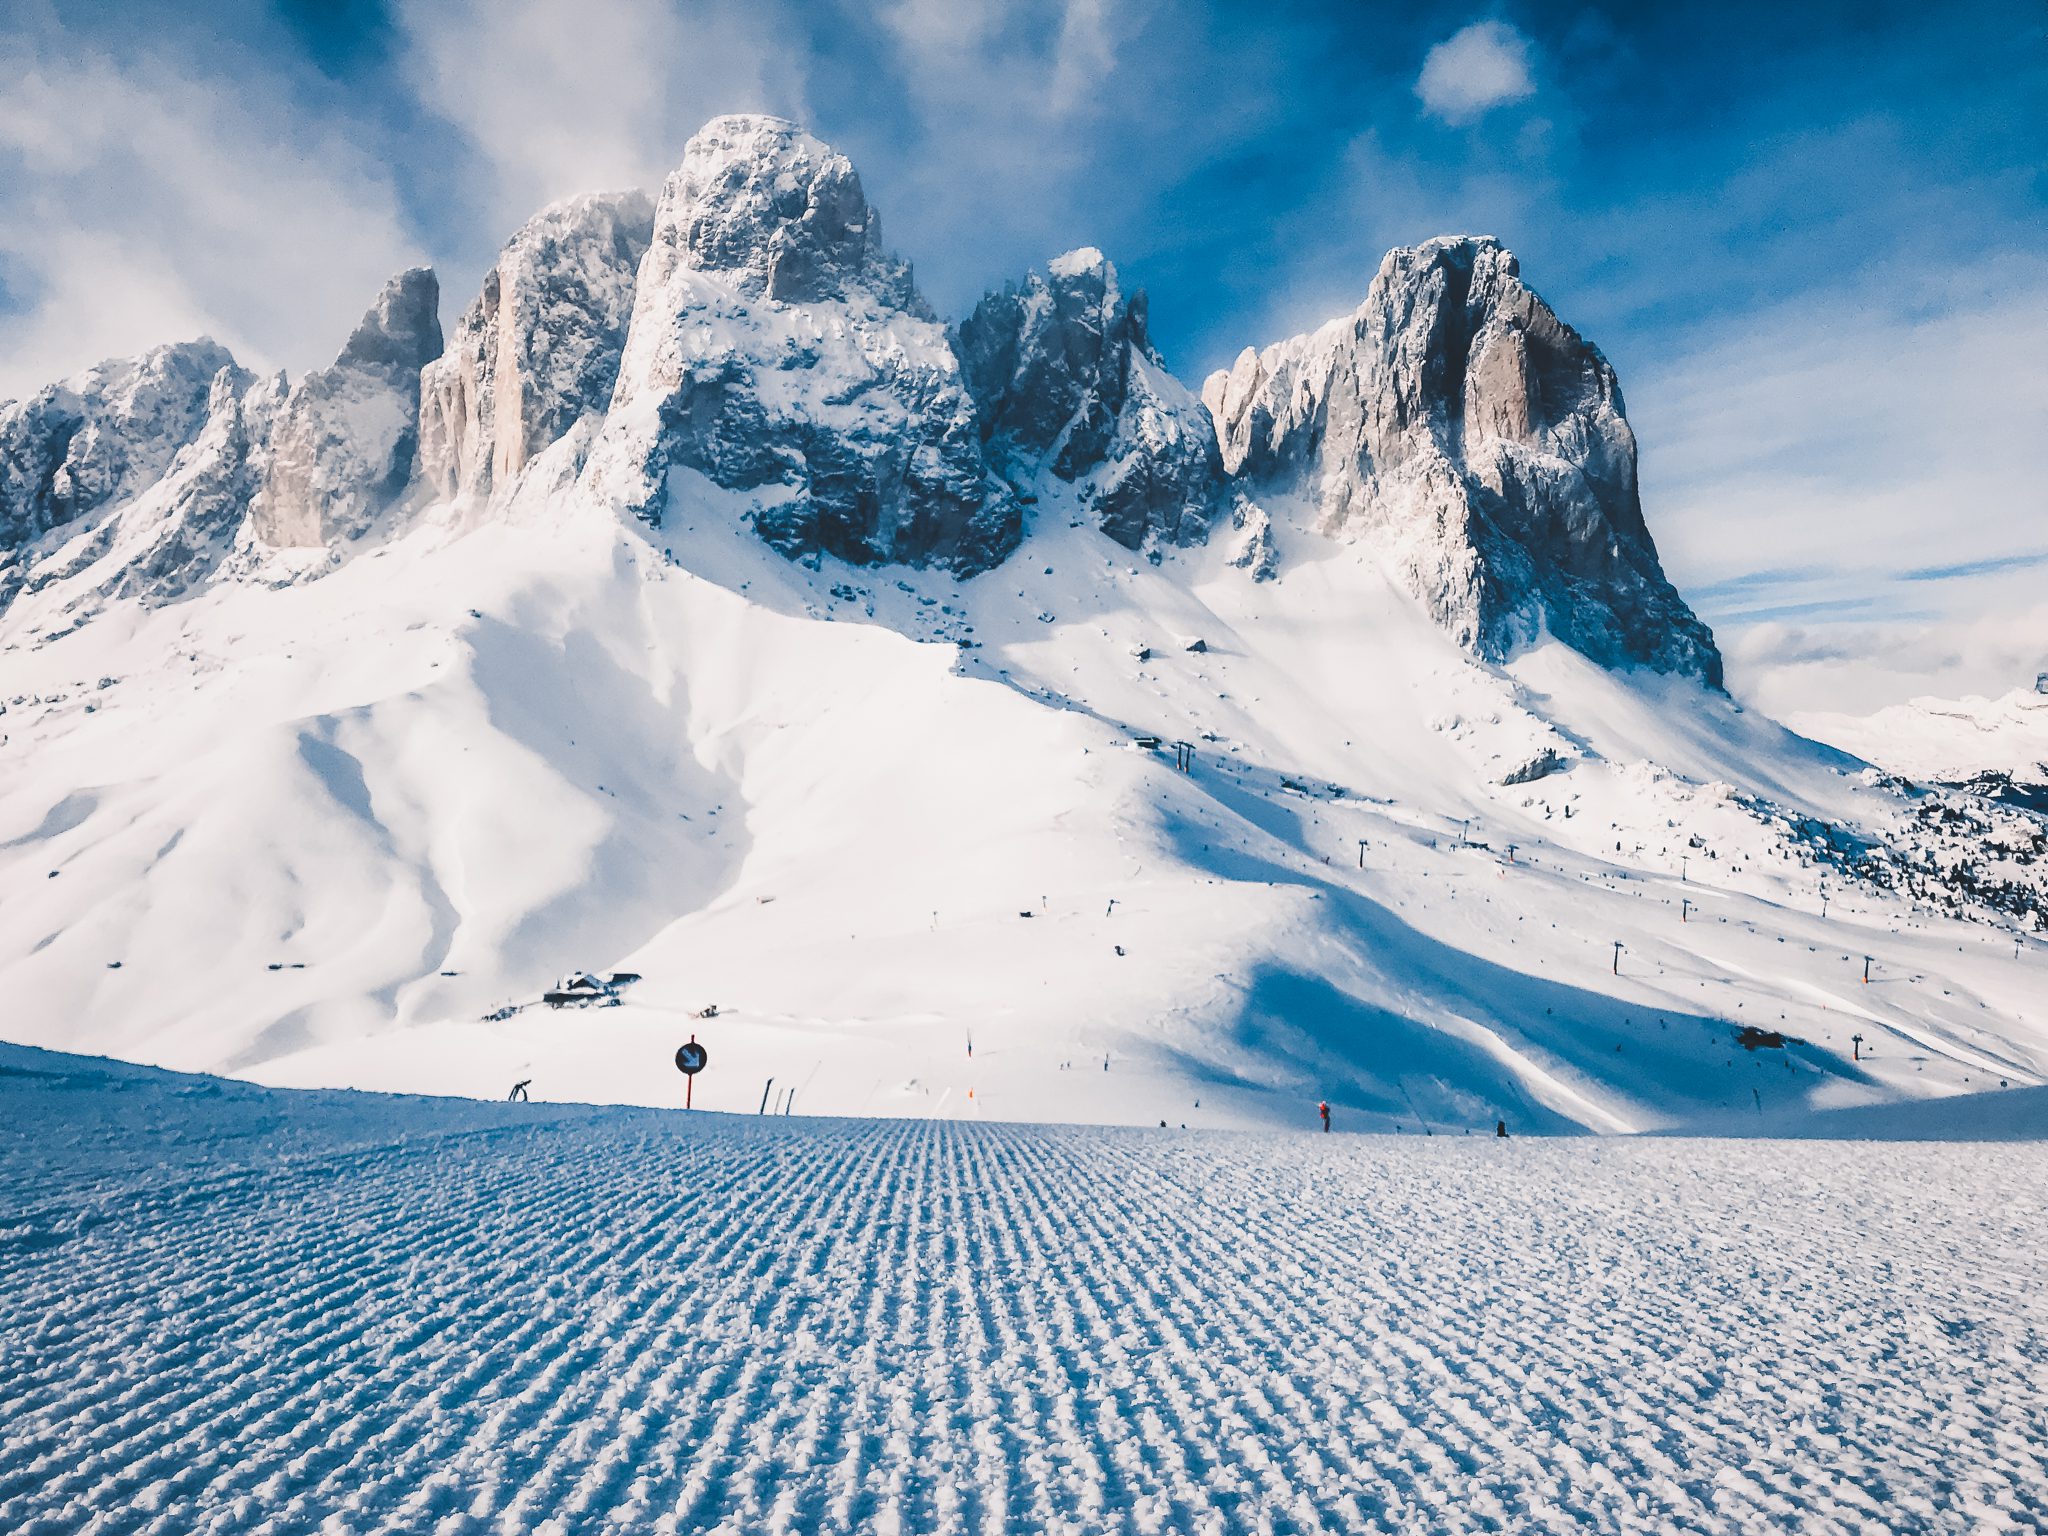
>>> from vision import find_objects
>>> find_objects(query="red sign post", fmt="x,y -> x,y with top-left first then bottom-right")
675,1035 -> 709,1108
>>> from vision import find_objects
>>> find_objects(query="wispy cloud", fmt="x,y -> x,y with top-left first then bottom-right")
1899,551 -> 2048,585
0,16 -> 419,399
1622,240 -> 2048,714
1728,599 -> 2048,719
394,0 -> 812,237
1415,21 -> 1536,125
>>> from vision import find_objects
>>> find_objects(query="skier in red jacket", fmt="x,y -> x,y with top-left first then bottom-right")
1318,1100 -> 1331,1132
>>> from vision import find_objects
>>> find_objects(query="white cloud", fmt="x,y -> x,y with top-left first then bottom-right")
1049,0 -> 1118,114
1725,599 -> 2048,721
0,34 -> 421,400
861,0 -> 1132,314
1630,255 -> 2048,716
395,0 -> 811,237
1415,21 -> 1536,125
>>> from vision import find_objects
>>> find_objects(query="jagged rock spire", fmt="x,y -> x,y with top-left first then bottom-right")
418,191 -> 655,504
254,268 -> 442,548
957,246 -> 1225,553
585,115 -> 1018,574
1205,236 -> 1721,683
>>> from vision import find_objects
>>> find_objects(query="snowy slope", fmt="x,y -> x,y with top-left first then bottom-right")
4,454 -> 2044,1135
1796,686 -> 2048,784
4,1043 -> 2045,1534
3,115 -> 2045,1136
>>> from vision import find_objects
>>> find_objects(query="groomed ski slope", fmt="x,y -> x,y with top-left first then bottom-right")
6,1044 -> 2046,1535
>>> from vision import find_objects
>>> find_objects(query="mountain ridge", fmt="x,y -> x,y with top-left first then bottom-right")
0,114 -> 2041,1132
0,114 -> 1717,687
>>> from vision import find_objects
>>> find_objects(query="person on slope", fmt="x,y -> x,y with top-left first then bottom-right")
1319,1100 -> 1331,1133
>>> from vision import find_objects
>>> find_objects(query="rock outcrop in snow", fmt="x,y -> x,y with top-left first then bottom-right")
418,193 -> 654,505
957,248 -> 1224,553
5,367 -> 290,618
0,340 -> 240,554
584,116 -> 1019,575
1204,237 -> 1721,683
1,133 -> 1725,681
253,268 -> 443,548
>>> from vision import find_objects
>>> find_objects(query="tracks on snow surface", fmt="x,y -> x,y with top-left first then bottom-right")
3,1059 -> 2046,1534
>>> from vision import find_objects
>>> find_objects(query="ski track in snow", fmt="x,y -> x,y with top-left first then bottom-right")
4,1054 -> 2046,1534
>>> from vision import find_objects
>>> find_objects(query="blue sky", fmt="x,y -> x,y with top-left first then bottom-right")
1,0 -> 2042,713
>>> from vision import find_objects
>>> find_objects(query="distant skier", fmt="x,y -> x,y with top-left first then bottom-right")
1495,1119 -> 1508,1138
1319,1100 -> 1331,1133
508,1080 -> 531,1103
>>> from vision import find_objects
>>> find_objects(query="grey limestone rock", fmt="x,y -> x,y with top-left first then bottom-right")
1203,237 -> 1721,684
957,248 -> 1224,552
585,116 -> 1018,576
254,268 -> 443,547
418,191 -> 654,504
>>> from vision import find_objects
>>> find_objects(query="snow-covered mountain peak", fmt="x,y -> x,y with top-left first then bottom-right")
1798,685 -> 2048,785
419,191 -> 654,507
0,338 -> 241,556
582,123 -> 1017,572
658,113 -> 918,312
957,246 -> 1223,553
1049,245 -> 1110,279
1205,233 -> 1721,686
250,267 -> 443,549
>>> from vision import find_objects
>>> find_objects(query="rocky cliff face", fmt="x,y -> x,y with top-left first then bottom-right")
584,115 -> 1019,575
18,368 -> 290,617
1204,237 -> 1720,684
418,192 -> 654,504
254,268 -> 442,548
115,369 -> 289,603
0,129 -> 1721,690
957,248 -> 1223,553
0,340 -> 241,552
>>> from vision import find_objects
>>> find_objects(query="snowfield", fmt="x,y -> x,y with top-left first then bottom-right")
4,471 -> 2045,1136
4,1043 -> 2046,1535
1796,687 -> 2048,785
4,127 -> 2046,1136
